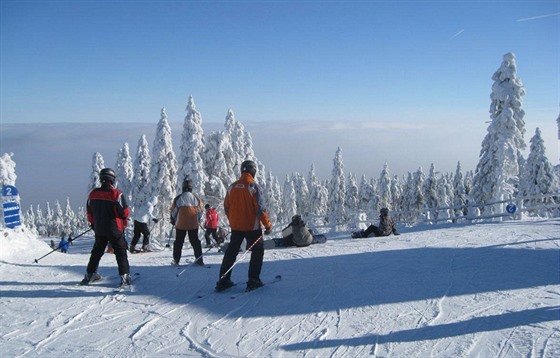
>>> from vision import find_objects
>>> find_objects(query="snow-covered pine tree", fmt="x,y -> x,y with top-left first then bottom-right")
75,205 -> 89,230
412,168 -> 426,210
177,95 -> 207,198
24,206 -> 37,233
370,177 -> 380,212
423,163 -> 438,219
437,176 -> 453,223
132,135 -> 151,210
328,147 -> 346,224
518,127 -> 559,216
203,131 -> 231,205
45,202 -> 54,237
307,164 -> 328,225
115,143 -> 134,204
282,175 -> 297,224
293,172 -> 310,217
271,174 -> 284,224
243,131 -> 256,162
346,172 -> 359,212
0,152 -> 17,186
89,152 -> 105,191
472,52 -> 526,215
314,184 -> 329,224
402,168 -> 426,223
400,172 -> 414,212
378,163 -> 392,210
453,162 -> 468,219
358,175 -> 374,211
52,200 -> 64,236
150,108 -> 178,229
308,163 -> 319,189
391,175 -> 403,212
224,109 -> 246,178
63,197 -> 77,235
35,205 -> 46,236
464,170 -> 474,200
264,171 -> 281,224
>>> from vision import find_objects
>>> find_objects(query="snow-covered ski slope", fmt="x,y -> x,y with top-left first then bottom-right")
1,218 -> 559,357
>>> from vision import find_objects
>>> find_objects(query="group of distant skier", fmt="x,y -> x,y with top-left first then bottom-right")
79,161 -> 272,291
78,160 -> 399,291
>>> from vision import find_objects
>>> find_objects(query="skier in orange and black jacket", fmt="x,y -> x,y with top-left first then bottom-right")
216,160 -> 272,292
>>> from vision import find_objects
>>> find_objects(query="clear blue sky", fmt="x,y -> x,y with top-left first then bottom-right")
1,0 -> 558,126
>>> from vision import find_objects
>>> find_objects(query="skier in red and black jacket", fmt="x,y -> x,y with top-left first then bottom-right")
80,168 -> 132,287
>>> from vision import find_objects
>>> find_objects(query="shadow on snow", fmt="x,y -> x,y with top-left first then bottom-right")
281,306 -> 560,351
3,237 -> 559,342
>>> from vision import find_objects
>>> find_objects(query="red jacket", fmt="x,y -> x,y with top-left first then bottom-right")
87,183 -> 129,237
205,208 -> 219,229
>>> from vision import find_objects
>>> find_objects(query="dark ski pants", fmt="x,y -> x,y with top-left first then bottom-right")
363,225 -> 382,237
86,234 -> 130,276
219,230 -> 264,282
204,228 -> 219,245
173,228 -> 202,264
363,225 -> 390,238
131,220 -> 150,247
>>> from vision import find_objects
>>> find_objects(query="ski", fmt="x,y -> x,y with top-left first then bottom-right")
171,261 -> 209,268
113,272 -> 140,293
77,273 -> 103,286
230,275 -> 282,299
175,261 -> 211,277
195,282 -> 238,298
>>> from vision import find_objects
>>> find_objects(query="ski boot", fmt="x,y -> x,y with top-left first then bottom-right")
351,230 -> 364,239
246,278 -> 264,292
79,272 -> 101,286
195,259 -> 205,267
215,278 -> 235,292
120,273 -> 131,286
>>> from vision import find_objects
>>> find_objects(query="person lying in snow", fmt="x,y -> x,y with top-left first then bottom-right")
352,207 -> 399,238
281,215 -> 313,247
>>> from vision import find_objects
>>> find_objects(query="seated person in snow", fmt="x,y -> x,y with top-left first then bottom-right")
282,215 -> 313,247
352,208 -> 399,238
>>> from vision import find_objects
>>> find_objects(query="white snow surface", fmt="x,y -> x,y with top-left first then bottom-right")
1,219 -> 559,357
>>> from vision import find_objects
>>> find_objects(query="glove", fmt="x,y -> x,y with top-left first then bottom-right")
264,226 -> 272,235
170,217 -> 176,226
152,218 -> 159,223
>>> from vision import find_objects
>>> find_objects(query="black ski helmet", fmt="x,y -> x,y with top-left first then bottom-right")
380,208 -> 389,216
240,160 -> 257,178
99,168 -> 116,184
182,179 -> 193,192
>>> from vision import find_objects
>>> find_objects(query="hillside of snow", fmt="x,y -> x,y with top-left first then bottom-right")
1,219 -> 559,357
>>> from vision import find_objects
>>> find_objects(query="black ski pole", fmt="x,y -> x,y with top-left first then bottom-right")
165,224 -> 175,248
33,228 -> 92,263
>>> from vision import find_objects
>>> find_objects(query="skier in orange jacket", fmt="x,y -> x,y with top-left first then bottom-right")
216,160 -> 272,292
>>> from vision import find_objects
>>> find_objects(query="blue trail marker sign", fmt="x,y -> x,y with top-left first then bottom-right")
2,185 -> 21,228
